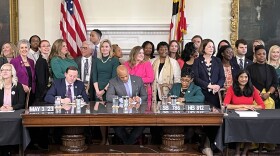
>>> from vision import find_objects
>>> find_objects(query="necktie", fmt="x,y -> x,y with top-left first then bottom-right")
124,82 -> 132,97
67,85 -> 72,102
93,46 -> 97,58
239,59 -> 244,69
84,59 -> 89,82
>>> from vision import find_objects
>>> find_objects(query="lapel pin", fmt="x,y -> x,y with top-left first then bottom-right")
12,91 -> 15,95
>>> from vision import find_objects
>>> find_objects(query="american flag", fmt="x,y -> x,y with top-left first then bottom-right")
60,0 -> 87,58
169,0 -> 187,42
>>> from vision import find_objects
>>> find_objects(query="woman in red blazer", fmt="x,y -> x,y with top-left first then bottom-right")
223,69 -> 265,156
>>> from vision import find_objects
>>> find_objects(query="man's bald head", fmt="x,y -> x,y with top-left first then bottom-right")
117,65 -> 129,83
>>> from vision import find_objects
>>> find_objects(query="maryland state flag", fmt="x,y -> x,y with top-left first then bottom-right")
169,0 -> 187,42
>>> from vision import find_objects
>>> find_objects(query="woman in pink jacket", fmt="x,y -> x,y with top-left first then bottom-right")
124,46 -> 154,110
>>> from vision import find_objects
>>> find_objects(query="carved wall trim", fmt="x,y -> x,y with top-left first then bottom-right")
86,24 -> 170,56
230,0 -> 239,46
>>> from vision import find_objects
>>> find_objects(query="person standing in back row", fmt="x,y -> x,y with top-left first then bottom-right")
230,39 -> 253,79
90,29 -> 102,58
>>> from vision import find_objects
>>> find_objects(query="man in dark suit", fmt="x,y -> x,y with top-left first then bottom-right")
230,39 -> 253,78
106,65 -> 147,103
90,29 -> 102,58
74,41 -> 95,101
44,66 -> 89,104
106,65 -> 147,145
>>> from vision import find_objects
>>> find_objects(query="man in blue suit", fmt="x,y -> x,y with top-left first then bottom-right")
44,66 -> 89,104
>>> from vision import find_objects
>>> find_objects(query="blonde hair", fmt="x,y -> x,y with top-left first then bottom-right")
253,39 -> 265,47
267,45 -> 280,65
1,42 -> 18,58
98,39 -> 113,59
128,46 -> 143,68
0,63 -> 18,89
49,39 -> 73,60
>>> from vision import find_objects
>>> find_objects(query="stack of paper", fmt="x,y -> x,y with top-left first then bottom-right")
235,111 -> 259,117
0,110 -> 15,113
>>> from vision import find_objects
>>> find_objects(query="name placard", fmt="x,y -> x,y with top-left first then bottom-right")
185,105 -> 210,111
29,106 -> 54,112
160,105 -> 184,111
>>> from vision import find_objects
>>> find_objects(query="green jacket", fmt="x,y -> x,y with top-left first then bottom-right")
169,83 -> 205,103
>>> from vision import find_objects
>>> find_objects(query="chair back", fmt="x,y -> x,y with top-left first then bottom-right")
25,87 -> 31,111
159,83 -> 172,97
218,88 -> 226,108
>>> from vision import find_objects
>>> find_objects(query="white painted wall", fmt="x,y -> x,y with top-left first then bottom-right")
18,0 -> 232,47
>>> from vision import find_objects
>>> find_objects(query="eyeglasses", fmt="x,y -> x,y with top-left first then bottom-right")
80,47 -> 88,50
181,78 -> 192,83
1,69 -> 12,72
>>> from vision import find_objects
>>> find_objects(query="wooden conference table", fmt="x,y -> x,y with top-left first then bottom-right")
21,102 -> 223,153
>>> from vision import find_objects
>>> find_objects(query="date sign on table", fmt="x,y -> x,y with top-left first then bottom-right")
29,106 -> 54,112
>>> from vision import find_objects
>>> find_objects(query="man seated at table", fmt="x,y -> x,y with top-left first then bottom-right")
169,68 -> 205,103
106,65 -> 147,145
44,66 -> 89,104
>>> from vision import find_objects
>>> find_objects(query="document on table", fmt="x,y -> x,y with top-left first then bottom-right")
235,111 -> 259,117
0,110 -> 15,113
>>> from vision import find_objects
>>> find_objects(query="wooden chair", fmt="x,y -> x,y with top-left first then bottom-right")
218,87 -> 230,156
218,88 -> 226,108
24,87 -> 31,111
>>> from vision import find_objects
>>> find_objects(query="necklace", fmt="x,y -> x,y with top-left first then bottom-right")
100,56 -> 110,63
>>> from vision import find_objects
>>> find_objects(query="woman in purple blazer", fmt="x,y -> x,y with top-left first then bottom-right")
10,39 -> 36,105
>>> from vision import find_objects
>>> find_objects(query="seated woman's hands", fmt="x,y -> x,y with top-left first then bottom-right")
177,97 -> 185,103
235,105 -> 256,111
0,105 -> 13,111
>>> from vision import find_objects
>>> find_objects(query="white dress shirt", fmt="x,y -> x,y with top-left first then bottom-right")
236,55 -> 245,67
27,49 -> 40,63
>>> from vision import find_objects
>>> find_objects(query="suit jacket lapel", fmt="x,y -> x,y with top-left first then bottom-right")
77,58 -> 82,78
244,58 -> 250,68
11,86 -> 16,105
73,81 -> 78,96
62,80 -> 67,98
198,56 -> 208,75
131,77 -> 137,97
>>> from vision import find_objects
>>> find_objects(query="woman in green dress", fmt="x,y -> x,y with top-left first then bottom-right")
49,39 -> 78,79
92,39 -> 119,145
93,39 -> 119,101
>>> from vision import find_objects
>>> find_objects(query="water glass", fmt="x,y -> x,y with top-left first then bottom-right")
55,96 -> 61,106
112,96 -> 119,107
170,95 -> 177,105
161,95 -> 168,105
122,96 -> 129,108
